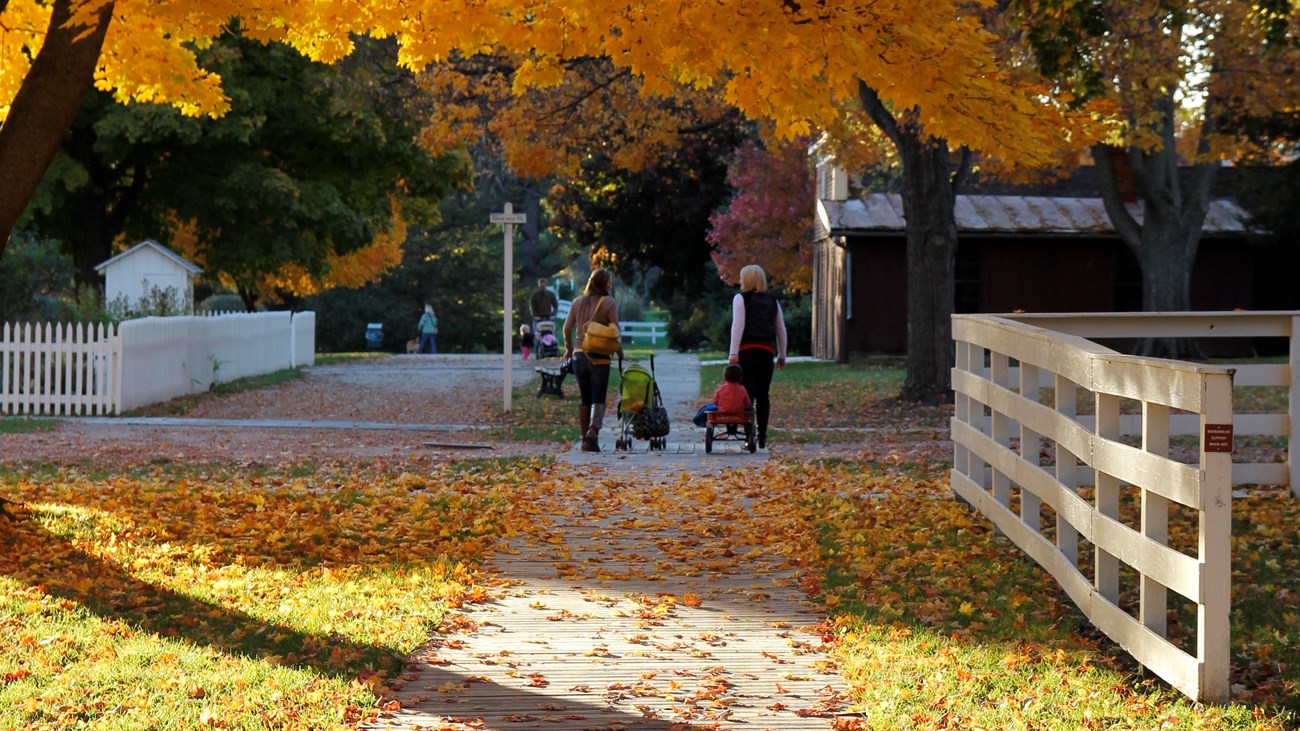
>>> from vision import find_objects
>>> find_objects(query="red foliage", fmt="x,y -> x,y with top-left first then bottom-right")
708,138 -> 816,293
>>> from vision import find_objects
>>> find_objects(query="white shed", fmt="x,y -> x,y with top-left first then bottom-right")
94,239 -> 203,314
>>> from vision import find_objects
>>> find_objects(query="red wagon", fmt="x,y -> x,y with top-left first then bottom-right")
704,409 -> 756,453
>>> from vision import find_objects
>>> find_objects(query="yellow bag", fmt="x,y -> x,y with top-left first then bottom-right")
582,297 -> 621,356
584,321 -> 621,356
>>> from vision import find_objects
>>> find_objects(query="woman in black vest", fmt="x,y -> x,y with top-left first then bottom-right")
563,268 -> 621,452
727,264 -> 787,449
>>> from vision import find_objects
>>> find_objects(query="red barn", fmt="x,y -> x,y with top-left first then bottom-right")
811,168 -> 1287,361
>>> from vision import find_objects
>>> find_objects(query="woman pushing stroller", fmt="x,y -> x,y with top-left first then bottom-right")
564,268 -> 621,452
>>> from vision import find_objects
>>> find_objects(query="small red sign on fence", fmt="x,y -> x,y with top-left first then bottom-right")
1204,424 -> 1234,453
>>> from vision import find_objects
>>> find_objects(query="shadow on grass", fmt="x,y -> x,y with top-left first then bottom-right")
0,508 -> 686,730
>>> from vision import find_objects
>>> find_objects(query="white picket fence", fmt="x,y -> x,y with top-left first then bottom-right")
952,312 -> 1237,702
1,311 -> 315,416
0,322 -> 120,415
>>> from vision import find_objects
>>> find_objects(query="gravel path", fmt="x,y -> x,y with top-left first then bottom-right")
0,355 -> 549,467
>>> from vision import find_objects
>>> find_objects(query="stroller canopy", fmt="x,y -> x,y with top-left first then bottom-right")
620,363 -> 655,413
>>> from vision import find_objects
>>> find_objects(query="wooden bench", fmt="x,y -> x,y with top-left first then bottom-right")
535,364 -> 568,398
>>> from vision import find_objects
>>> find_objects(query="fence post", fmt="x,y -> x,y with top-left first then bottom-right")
1094,391 -> 1121,605
110,322 -> 123,415
1198,371 -> 1233,702
1020,363 -> 1042,530
1290,315 -> 1299,498
991,352 -> 1012,509
1055,374 -> 1079,566
1140,401 -> 1170,637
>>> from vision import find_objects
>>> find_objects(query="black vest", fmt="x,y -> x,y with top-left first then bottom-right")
740,292 -> 777,348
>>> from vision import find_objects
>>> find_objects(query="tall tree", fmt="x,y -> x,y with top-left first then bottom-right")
3,0 -> 1105,400
3,0 -> 1102,257
1011,0 -> 1300,351
708,137 -> 817,295
25,34 -> 467,308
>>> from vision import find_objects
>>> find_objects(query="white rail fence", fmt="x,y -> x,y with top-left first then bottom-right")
1,312 -> 315,416
951,313 -> 1235,702
1005,311 -> 1298,496
619,321 -> 666,345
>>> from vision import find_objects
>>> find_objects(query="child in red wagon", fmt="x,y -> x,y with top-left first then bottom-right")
694,364 -> 752,427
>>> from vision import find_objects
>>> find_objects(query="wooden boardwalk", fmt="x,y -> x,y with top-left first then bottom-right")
367,452 -> 850,730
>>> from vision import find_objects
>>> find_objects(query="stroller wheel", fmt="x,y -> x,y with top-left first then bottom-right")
704,428 -> 713,454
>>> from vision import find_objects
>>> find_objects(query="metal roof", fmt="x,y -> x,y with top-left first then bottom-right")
94,239 -> 204,275
817,194 -> 1252,237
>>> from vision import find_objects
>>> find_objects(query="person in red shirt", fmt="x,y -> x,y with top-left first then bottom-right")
712,364 -> 752,412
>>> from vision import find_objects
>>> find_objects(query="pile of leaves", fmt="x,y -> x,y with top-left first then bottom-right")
0,460 -> 540,729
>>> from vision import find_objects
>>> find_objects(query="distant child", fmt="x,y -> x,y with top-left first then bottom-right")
694,363 -> 752,427
520,324 -> 535,361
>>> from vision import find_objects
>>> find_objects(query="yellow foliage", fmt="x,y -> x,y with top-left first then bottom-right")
2,0 -> 1117,173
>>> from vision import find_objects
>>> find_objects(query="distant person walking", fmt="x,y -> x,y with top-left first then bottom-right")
564,268 -> 620,452
417,304 -> 438,354
728,264 -> 787,449
529,278 -> 559,332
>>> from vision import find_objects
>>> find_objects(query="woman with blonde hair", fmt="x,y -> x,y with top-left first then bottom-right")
563,268 -> 621,452
728,264 -> 787,449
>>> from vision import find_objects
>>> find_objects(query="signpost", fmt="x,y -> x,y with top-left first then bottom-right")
490,203 -> 527,413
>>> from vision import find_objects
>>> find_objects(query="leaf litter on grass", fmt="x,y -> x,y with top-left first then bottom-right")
0,459 -> 542,730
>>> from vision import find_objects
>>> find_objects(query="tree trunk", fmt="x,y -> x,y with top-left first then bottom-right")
898,133 -> 958,404
65,124 -> 115,290
0,0 -> 115,258
858,79 -> 959,403
1093,104 -> 1217,359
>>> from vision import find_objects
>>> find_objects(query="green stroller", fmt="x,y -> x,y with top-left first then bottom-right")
614,353 -> 669,451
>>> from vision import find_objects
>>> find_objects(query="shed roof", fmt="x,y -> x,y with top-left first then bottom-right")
94,239 -> 203,275
816,194 -> 1252,238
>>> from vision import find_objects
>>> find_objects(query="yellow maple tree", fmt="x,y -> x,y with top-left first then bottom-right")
2,0 -> 1105,252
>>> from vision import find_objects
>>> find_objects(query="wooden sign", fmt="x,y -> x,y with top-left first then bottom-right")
1204,424 -> 1234,453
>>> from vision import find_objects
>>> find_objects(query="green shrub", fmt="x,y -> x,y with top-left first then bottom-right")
200,293 -> 249,313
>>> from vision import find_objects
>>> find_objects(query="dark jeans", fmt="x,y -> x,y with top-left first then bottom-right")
573,352 -> 611,408
418,332 -> 437,354
738,348 -> 775,439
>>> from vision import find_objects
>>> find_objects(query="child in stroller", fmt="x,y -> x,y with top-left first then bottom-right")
534,320 -> 560,359
697,364 -> 756,453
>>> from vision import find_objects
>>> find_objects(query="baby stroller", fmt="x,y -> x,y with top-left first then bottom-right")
614,353 -> 669,451
535,320 -> 560,359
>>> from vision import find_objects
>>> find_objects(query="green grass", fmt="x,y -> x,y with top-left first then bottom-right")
0,417 -> 58,434
0,461 -> 524,729
313,352 -> 391,366
126,368 -> 304,416
796,459 -> 1297,729
701,359 -> 950,431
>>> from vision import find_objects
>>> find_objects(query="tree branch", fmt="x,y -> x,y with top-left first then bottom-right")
951,146 -> 973,191
1092,144 -> 1144,255
857,79 -> 902,149
537,67 -> 633,122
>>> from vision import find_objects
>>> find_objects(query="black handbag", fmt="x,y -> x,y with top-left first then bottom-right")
632,406 -> 670,439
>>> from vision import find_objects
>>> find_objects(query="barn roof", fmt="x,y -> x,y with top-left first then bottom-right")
816,194 -> 1252,238
94,239 -> 203,275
